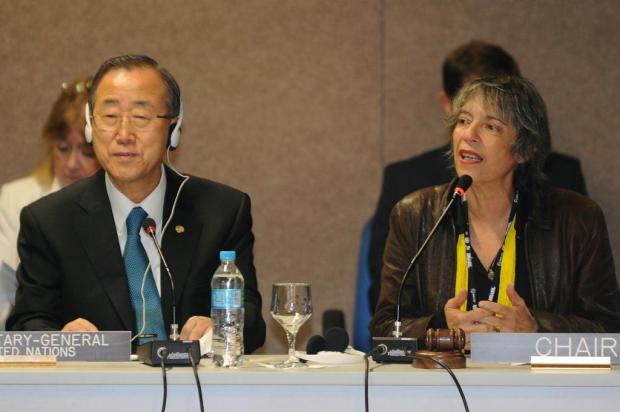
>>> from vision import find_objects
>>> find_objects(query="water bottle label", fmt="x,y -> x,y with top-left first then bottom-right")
211,288 -> 243,309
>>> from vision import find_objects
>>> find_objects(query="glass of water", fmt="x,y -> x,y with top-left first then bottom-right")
270,282 -> 312,368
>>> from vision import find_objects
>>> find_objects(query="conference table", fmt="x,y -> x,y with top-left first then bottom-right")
1,355 -> 619,411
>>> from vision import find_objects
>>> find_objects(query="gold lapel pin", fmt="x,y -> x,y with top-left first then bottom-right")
175,225 -> 185,234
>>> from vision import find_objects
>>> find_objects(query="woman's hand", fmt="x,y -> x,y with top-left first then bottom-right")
444,289 -> 496,348
444,289 -> 494,331
477,283 -> 538,333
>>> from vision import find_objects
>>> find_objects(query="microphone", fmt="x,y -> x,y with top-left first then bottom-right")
322,309 -> 345,335
372,175 -> 472,363
136,217 -> 201,366
142,217 -> 179,340
325,327 -> 349,352
306,335 -> 326,355
306,327 -> 350,354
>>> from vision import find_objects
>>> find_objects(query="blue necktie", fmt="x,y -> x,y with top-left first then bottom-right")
124,207 -> 167,342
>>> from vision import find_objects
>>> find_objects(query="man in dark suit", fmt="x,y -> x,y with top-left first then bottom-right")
7,55 -> 266,353
368,41 -> 587,314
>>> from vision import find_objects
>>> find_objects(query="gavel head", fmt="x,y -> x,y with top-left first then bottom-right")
413,328 -> 467,370
425,328 -> 465,351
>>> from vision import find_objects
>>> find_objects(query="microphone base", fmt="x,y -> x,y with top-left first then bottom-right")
137,340 -> 201,366
371,337 -> 423,363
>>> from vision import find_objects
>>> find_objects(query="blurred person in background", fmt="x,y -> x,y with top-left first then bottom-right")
0,76 -> 100,328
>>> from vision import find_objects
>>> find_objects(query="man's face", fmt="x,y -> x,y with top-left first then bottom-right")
91,67 -> 173,199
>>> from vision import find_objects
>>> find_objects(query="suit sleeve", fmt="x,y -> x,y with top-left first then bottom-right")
368,167 -> 401,314
222,193 -> 266,353
544,153 -> 588,196
6,205 -> 64,331
569,159 -> 588,196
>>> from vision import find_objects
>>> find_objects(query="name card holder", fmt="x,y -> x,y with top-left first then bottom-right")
530,356 -> 611,370
0,355 -> 57,366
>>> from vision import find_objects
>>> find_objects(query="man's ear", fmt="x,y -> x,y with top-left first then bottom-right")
438,90 -> 452,114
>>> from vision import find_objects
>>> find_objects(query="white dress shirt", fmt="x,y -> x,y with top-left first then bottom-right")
105,166 -> 166,294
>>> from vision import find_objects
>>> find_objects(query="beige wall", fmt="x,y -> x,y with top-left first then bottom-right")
0,0 -> 618,354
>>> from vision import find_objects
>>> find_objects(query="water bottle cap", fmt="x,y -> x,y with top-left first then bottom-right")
219,250 -> 236,261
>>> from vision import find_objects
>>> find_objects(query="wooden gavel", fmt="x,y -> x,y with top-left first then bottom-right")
413,328 -> 466,369
425,328 -> 466,351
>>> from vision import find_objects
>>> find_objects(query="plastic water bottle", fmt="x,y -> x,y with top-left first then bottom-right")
211,250 -> 244,367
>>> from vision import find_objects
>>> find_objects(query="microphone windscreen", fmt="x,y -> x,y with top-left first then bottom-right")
306,335 -> 326,355
142,217 -> 157,232
322,309 -> 345,335
325,327 -> 349,352
456,175 -> 473,192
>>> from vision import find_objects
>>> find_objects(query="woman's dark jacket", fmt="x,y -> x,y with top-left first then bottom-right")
370,181 -> 620,337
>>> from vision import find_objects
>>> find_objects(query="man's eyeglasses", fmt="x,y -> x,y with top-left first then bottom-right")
93,112 -> 176,132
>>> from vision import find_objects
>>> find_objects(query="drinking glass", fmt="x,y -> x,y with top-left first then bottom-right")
270,282 -> 313,368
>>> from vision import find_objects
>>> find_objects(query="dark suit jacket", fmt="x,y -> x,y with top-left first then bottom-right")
368,144 -> 587,312
7,167 -> 266,353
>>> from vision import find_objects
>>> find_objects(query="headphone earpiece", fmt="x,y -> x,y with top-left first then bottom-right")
324,327 -> 349,352
167,101 -> 183,150
84,102 -> 93,144
306,335 -> 326,355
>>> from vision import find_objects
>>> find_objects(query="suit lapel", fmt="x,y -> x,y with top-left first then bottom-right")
160,168 -> 202,328
73,171 -> 135,332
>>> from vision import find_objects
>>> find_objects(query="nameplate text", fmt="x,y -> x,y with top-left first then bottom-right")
470,333 -> 620,364
0,331 -> 131,361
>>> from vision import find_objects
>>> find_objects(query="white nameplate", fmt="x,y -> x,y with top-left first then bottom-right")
0,332 -> 131,361
470,333 -> 620,364
530,355 -> 610,369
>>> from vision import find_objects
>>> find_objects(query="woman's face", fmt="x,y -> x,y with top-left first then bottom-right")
452,94 -> 519,188
52,126 -> 100,187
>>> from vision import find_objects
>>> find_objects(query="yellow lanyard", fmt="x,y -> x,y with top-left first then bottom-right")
455,216 -> 517,312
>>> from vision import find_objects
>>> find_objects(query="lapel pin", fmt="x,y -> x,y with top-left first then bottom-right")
175,225 -> 185,234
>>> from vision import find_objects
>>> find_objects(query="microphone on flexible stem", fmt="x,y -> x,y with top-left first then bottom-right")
372,175 -> 472,363
393,175 -> 472,337
136,217 -> 200,366
142,217 -> 179,341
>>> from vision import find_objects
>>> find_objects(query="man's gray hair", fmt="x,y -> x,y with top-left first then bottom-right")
88,54 -> 181,117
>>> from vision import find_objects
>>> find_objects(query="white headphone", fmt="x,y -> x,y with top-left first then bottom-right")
84,102 -> 94,144
84,101 -> 183,150
168,101 -> 183,150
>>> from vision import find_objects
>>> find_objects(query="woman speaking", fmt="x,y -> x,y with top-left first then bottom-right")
370,76 -> 620,341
